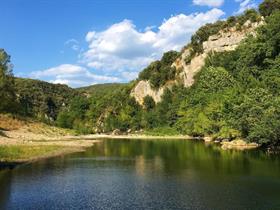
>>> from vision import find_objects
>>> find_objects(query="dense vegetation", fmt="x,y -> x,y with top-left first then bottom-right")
14,78 -> 78,122
138,51 -> 180,89
1,0 -> 280,147
0,53 -> 78,123
77,83 -> 126,95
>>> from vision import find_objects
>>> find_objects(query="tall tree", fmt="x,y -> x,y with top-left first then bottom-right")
0,49 -> 17,113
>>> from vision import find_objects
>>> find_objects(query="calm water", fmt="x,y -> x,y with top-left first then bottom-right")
1,139 -> 280,210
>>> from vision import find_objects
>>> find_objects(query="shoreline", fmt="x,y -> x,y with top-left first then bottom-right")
0,146 -> 88,170
0,130 -> 260,170
79,134 -> 194,140
0,133 -> 101,170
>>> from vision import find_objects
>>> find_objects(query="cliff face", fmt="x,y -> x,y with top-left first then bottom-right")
131,80 -> 175,105
131,20 -> 263,104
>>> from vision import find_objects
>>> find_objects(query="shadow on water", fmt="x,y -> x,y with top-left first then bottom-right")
0,170 -> 12,210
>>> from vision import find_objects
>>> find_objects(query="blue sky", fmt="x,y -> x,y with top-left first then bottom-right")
0,0 -> 262,87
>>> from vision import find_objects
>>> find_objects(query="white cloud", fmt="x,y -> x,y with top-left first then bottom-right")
193,0 -> 224,7
65,39 -> 80,51
234,0 -> 257,14
30,64 -> 120,87
82,8 -> 224,77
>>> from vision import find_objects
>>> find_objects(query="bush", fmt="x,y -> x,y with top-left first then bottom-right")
138,51 -> 179,89
143,96 -> 155,111
194,67 -> 235,92
259,0 -> 280,17
143,126 -> 181,136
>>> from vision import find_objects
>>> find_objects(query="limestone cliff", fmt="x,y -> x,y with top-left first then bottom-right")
131,80 -> 175,105
131,20 -> 264,104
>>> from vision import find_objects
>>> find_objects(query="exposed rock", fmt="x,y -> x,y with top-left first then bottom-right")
130,80 -> 175,105
221,139 -> 259,150
204,136 -> 213,142
177,53 -> 208,87
203,21 -> 261,54
131,20 -> 264,104
176,20 -> 263,88
112,129 -> 121,135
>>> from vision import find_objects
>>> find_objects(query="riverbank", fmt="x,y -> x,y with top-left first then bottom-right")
81,134 -> 193,140
0,139 -> 100,169
0,114 -> 260,168
0,115 -> 100,168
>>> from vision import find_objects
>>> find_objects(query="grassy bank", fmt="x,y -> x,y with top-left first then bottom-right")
0,145 -> 68,162
142,127 -> 182,136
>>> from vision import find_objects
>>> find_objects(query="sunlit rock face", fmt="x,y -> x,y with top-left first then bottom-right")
132,20 -> 264,104
130,80 -> 174,105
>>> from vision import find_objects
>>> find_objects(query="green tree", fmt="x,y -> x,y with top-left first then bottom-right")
143,96 -> 155,111
259,0 -> 280,17
0,49 -> 17,113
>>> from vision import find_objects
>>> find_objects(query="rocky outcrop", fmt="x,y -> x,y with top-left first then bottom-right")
221,139 -> 259,150
176,20 -> 263,88
130,80 -> 175,105
132,20 -> 263,104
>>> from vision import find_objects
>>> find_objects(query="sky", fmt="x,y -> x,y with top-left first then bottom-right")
0,0 -> 262,87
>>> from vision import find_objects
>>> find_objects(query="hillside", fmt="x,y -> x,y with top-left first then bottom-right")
77,83 -> 127,96
14,77 -> 80,121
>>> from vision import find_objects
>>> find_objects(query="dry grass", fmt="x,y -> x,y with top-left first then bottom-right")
0,114 -> 75,139
0,114 -> 27,131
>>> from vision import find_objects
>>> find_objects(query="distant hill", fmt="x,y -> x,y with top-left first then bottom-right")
77,83 -> 127,96
14,77 -> 79,121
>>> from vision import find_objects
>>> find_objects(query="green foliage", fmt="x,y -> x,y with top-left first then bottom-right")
143,126 -> 181,136
259,0 -> 280,17
139,51 -> 179,89
214,127 -> 241,140
14,78 -> 78,121
194,67 -> 235,92
0,145 -> 62,161
56,96 -> 89,131
0,49 -> 18,113
180,11 -> 280,145
56,111 -> 73,129
77,83 -> 127,95
143,96 -> 155,111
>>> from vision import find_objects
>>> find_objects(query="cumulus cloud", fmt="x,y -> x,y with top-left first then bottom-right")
234,0 -> 257,14
81,8 -> 224,78
193,0 -> 224,7
30,64 -> 120,87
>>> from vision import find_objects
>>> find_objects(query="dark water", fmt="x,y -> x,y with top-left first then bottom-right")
1,139 -> 280,210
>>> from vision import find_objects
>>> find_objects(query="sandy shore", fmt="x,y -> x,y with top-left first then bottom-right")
0,126 -> 195,167
0,122 -> 101,168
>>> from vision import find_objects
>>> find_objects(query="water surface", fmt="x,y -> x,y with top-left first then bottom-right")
1,139 -> 280,210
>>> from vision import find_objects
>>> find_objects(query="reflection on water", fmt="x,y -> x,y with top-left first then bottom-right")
0,139 -> 280,210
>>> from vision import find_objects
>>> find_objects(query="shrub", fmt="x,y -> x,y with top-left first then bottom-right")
259,0 -> 280,17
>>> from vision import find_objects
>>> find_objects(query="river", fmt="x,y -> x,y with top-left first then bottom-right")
0,139 -> 280,210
